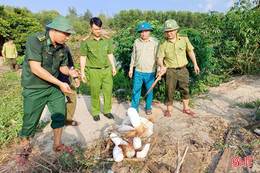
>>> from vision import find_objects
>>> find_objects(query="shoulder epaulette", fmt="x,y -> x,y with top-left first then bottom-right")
37,35 -> 46,41
82,35 -> 89,41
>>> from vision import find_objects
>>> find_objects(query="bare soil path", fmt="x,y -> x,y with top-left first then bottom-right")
34,75 -> 260,172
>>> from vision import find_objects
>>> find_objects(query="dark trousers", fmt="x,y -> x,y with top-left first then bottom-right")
164,68 -> 190,106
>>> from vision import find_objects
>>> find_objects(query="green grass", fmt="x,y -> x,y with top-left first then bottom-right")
235,99 -> 260,120
235,100 -> 260,109
0,70 -> 23,147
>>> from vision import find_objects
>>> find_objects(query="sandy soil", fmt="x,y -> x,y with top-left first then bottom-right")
0,57 -> 259,172
32,75 -> 260,172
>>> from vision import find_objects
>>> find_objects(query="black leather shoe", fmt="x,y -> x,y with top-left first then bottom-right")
93,115 -> 100,121
104,113 -> 114,119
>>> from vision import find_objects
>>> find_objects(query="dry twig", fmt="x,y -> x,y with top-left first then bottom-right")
175,139 -> 181,173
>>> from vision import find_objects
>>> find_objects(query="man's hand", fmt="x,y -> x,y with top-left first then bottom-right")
194,65 -> 200,75
128,70 -> 133,78
81,73 -> 87,83
59,82 -> 73,94
160,66 -> 167,76
68,67 -> 81,78
112,67 -> 117,76
156,71 -> 161,79
74,77 -> 80,88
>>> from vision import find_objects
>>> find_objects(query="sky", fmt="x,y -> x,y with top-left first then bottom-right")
0,0 -> 235,17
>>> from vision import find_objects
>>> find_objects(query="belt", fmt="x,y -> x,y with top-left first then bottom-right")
170,65 -> 186,70
89,66 -> 109,70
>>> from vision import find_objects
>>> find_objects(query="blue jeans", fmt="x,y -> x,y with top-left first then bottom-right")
131,71 -> 155,111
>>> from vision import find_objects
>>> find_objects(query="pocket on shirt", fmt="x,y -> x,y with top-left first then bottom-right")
178,45 -> 186,55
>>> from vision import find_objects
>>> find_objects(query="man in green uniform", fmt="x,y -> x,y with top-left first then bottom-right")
80,17 -> 117,121
18,17 -> 80,164
1,38 -> 18,71
157,19 -> 200,117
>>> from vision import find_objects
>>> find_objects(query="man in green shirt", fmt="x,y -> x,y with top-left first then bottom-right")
80,17 -> 117,121
157,19 -> 200,117
18,17 -> 80,164
1,38 -> 18,71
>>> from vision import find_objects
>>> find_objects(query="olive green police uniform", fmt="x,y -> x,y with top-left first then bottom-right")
157,33 -> 194,106
80,33 -> 114,116
20,31 -> 68,140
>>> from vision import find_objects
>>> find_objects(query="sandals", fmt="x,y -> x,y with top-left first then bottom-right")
164,110 -> 172,117
145,110 -> 152,115
65,120 -> 81,126
53,144 -> 72,153
16,147 -> 32,165
183,109 -> 196,116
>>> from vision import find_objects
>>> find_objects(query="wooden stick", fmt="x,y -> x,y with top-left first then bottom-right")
38,155 -> 58,170
147,163 -> 160,173
29,159 -> 52,173
179,147 -> 189,166
144,67 -> 168,97
175,139 -> 181,173
141,161 -> 149,173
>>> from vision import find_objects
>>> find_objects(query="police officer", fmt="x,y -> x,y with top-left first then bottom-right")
157,19 -> 200,117
18,17 -> 80,164
80,17 -> 117,121
129,22 -> 159,115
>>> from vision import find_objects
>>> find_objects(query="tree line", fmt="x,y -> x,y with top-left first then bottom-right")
0,0 -> 259,76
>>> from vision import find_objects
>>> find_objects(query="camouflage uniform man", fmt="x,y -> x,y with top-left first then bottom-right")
80,17 -> 117,121
157,19 -> 200,117
18,17 -> 80,164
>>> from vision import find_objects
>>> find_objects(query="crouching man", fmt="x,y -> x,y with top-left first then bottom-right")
18,17 -> 80,164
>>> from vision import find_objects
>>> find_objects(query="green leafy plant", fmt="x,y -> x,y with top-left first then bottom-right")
0,71 -> 23,147
112,68 -> 133,101
235,99 -> 260,121
113,20 -> 218,100
16,55 -> 24,65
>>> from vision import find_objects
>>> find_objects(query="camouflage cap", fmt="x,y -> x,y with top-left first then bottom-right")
162,19 -> 180,32
46,17 -> 76,34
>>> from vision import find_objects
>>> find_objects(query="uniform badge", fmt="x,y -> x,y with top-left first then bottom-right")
59,53 -> 64,56
142,25 -> 144,28
167,24 -> 171,27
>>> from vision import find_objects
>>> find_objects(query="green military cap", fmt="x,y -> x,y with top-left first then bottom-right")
162,19 -> 180,31
46,17 -> 76,34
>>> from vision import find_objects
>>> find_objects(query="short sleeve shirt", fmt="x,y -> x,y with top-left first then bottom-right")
157,34 -> 194,68
80,33 -> 113,68
21,31 -> 68,89
129,37 -> 158,73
